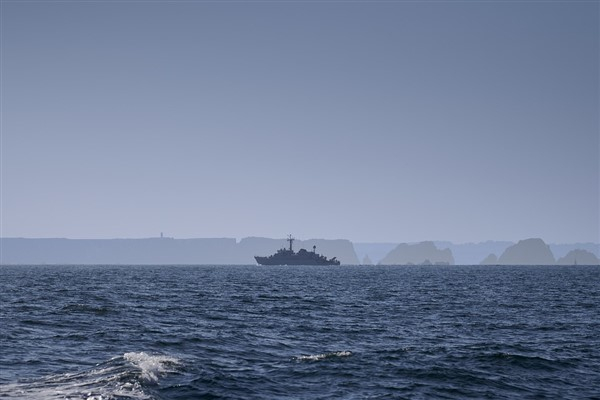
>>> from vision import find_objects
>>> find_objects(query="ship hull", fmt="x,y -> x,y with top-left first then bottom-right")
254,256 -> 340,266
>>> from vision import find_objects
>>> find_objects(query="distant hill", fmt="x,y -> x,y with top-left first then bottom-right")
435,241 -> 513,265
482,242 -> 600,265
352,243 -> 397,265
0,237 -> 359,265
356,240 -> 514,265
379,241 -> 454,265
479,253 -> 499,265
355,240 -> 600,266
3,237 -> 598,266
556,249 -> 600,265
497,238 -> 555,265
549,243 -> 600,259
0,237 -> 240,265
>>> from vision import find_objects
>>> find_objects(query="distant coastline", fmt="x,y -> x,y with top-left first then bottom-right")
1,237 -> 598,266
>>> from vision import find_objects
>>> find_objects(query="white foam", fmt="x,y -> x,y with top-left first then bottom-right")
0,352 -> 180,399
124,352 -> 181,383
295,350 -> 353,361
0,371 -> 146,400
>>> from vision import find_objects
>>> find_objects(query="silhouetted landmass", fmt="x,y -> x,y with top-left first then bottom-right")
479,253 -> 498,265
352,243 -> 397,265
556,249 -> 600,265
0,237 -> 359,265
435,241 -> 513,265
358,241 -> 599,265
3,237 -> 598,266
497,238 -> 555,265
549,243 -> 600,260
0,238 -> 239,265
378,241 -> 454,265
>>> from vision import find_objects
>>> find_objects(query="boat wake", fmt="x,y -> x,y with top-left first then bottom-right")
0,352 -> 181,400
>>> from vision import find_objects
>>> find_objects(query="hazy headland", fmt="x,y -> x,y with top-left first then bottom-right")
1,236 -> 598,266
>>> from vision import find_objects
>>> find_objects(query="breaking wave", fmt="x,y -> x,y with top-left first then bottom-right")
294,351 -> 353,361
0,352 -> 181,400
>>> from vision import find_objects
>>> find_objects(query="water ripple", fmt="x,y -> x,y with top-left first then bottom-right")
1,264 -> 599,399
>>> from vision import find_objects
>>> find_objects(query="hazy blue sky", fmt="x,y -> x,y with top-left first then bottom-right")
1,1 -> 598,243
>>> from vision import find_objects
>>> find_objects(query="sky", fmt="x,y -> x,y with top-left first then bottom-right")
1,0 -> 598,244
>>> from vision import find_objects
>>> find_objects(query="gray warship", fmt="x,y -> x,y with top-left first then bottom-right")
254,235 -> 341,266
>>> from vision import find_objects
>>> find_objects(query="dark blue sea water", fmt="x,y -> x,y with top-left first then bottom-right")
1,265 -> 599,399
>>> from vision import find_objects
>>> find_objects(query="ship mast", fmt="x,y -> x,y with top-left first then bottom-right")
287,234 -> 295,252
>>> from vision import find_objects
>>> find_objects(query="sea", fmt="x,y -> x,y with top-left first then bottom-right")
0,264 -> 599,399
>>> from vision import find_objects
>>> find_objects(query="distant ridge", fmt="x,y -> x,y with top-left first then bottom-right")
479,253 -> 498,265
0,237 -> 359,265
364,239 -> 599,266
497,238 -> 555,265
1,237 -> 598,266
556,249 -> 600,265
378,242 -> 454,265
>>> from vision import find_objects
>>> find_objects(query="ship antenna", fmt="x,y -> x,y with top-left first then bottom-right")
287,234 -> 295,252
